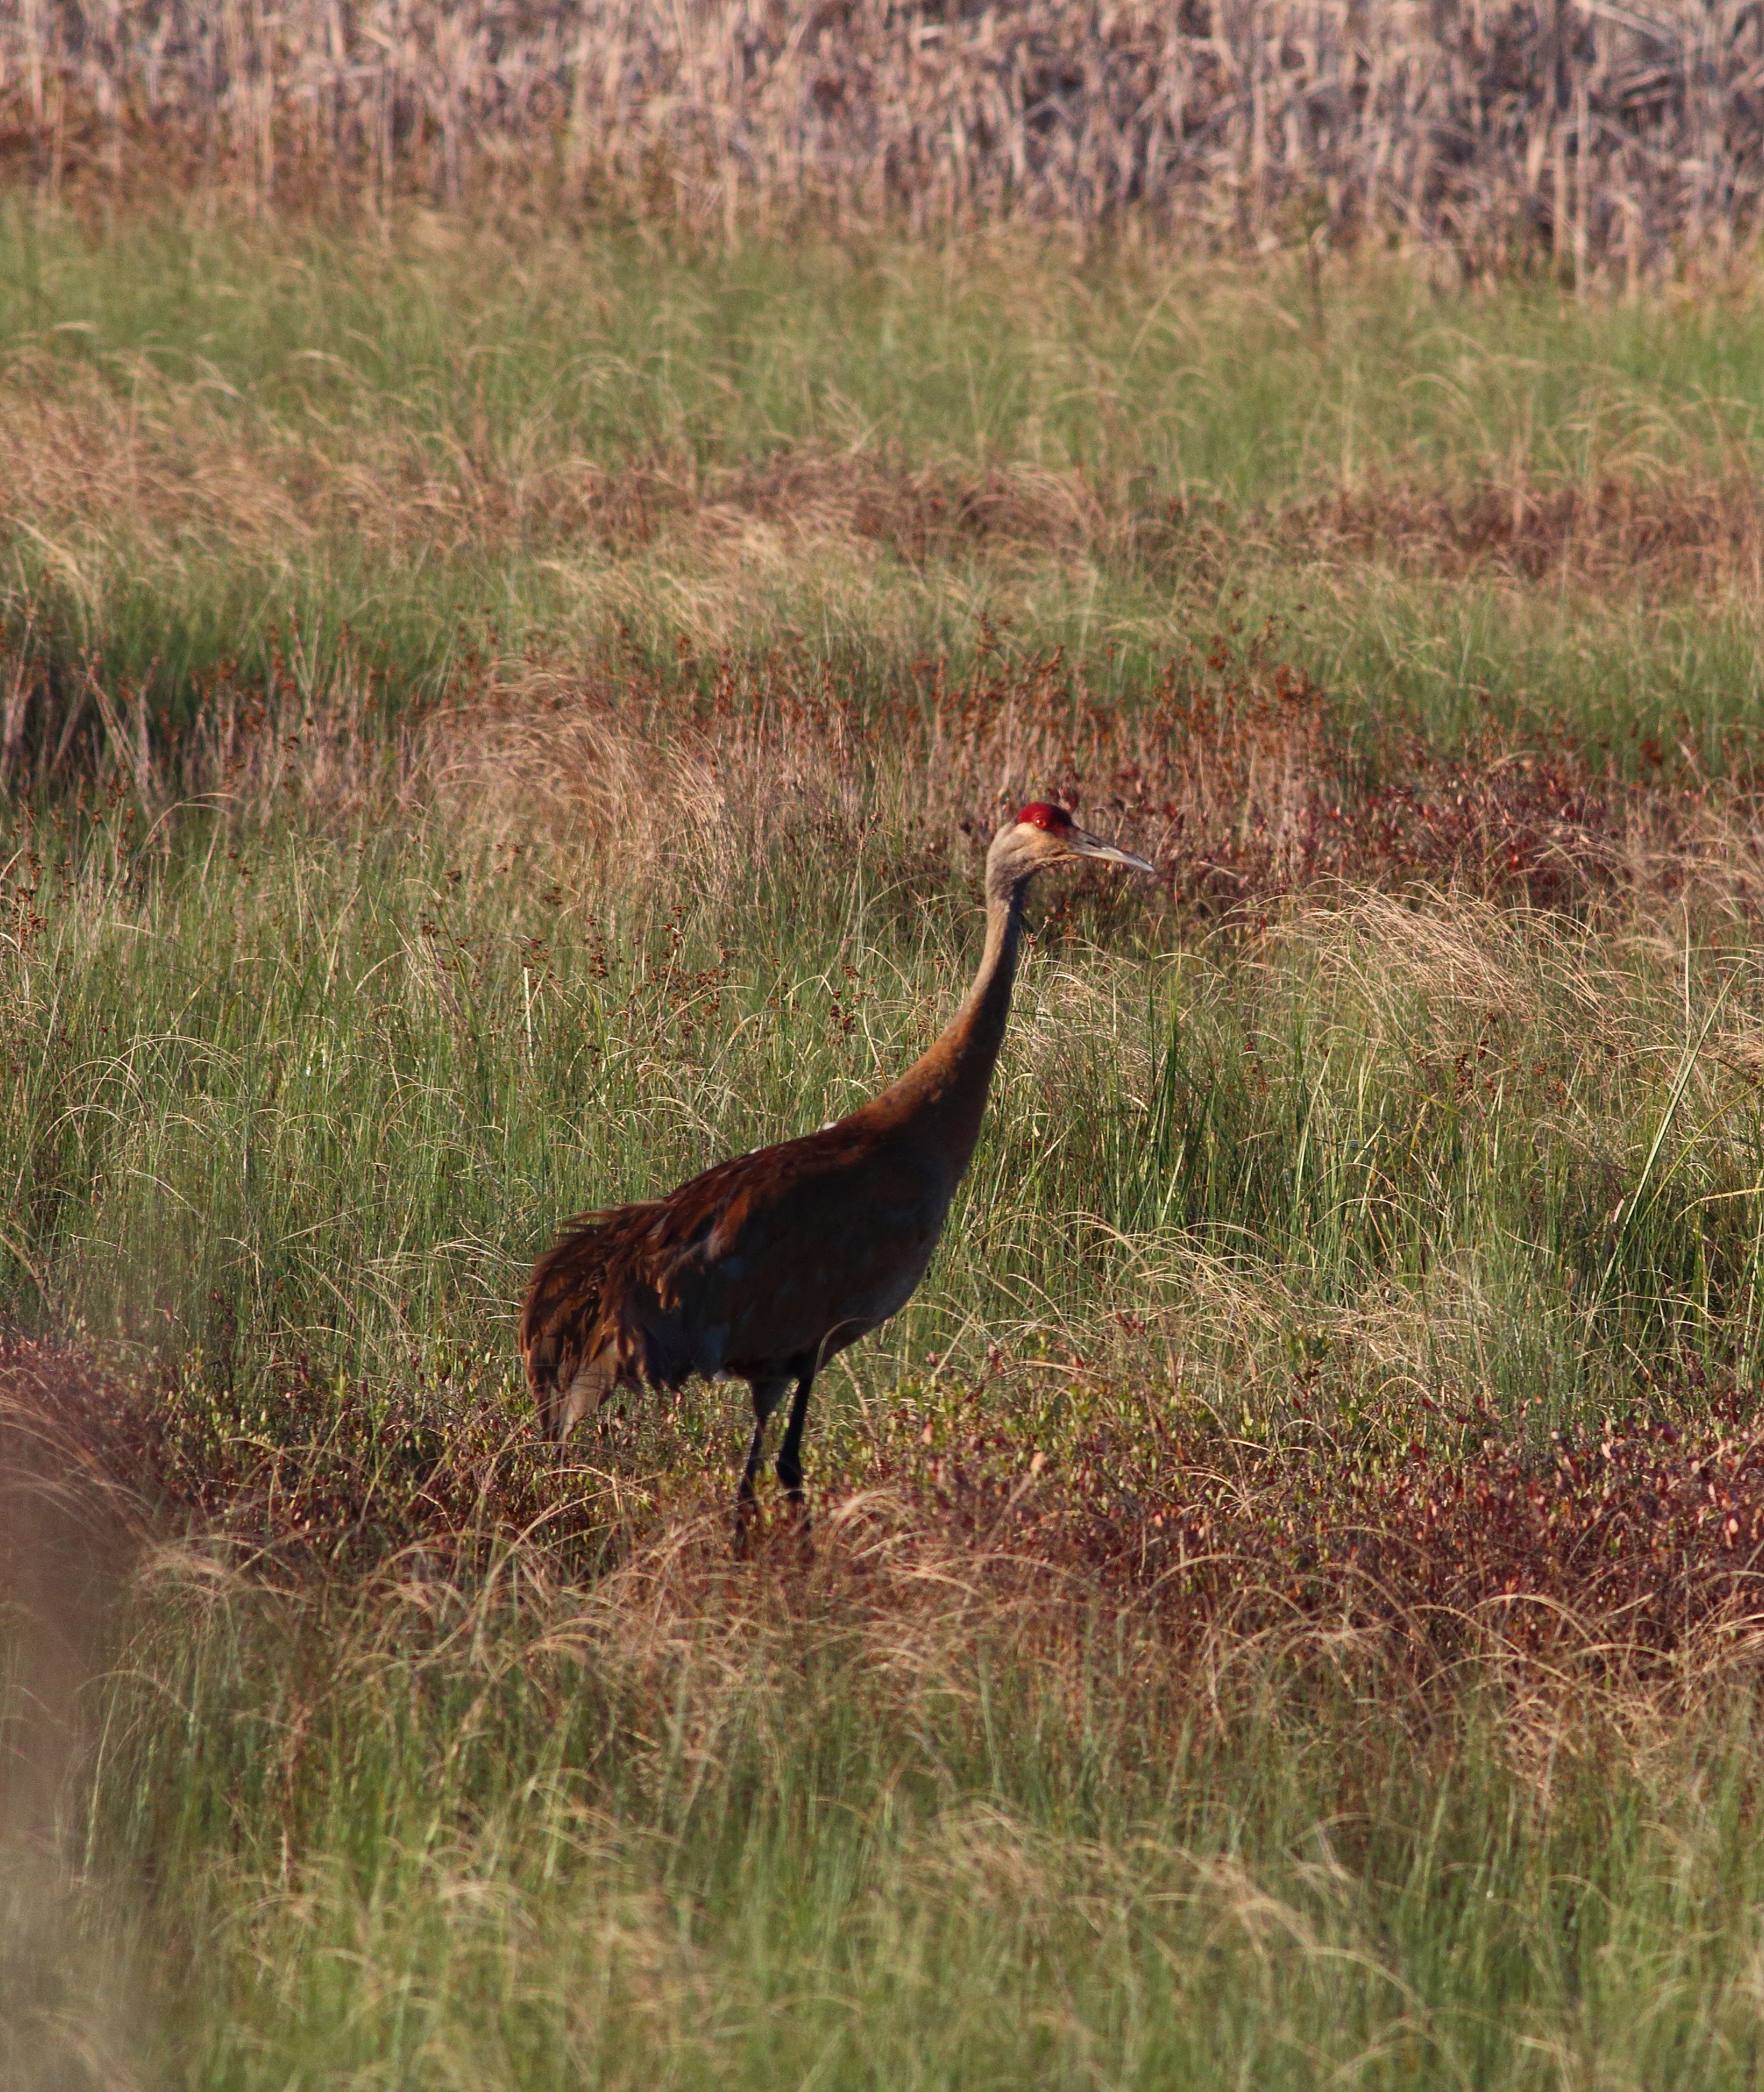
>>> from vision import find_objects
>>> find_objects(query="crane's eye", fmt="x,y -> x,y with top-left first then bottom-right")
1016,801 -> 1073,833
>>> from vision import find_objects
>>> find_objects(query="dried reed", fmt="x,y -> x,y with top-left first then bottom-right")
4,1 -> 1762,273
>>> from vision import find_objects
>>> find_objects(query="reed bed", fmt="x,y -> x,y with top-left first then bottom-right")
6,0 -> 1764,272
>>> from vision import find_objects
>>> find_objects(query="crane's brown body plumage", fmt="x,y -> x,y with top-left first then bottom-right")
520,804 -> 1152,1543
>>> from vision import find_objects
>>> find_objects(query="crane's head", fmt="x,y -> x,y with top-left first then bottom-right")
987,801 -> 1155,899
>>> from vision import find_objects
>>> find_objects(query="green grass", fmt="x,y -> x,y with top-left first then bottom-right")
6,726 -> 1758,1439
10,201 -> 1764,2090
8,203 -> 1764,743
31,1557 -> 1764,2091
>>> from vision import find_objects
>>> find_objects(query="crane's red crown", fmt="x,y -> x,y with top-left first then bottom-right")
1016,802 -> 1074,832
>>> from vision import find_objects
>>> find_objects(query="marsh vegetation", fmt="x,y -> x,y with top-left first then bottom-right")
9,201 -> 1764,2084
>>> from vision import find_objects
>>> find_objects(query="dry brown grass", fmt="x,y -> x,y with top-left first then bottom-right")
411,634 -> 1764,926
3,1 -> 1762,272
589,452 -> 1764,598
881,1354 -> 1764,1659
1275,471 -> 1764,591
17,1320 -> 1764,1670
12,602 -> 1764,923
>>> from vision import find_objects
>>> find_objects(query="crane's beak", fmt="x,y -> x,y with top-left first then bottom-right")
1069,826 -> 1156,875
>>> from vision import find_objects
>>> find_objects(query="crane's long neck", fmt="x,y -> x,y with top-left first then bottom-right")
864,857 -> 1028,1183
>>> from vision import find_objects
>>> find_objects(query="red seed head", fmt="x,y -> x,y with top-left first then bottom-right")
1016,801 -> 1074,833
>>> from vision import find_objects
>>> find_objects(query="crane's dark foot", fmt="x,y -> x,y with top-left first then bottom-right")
775,1450 -> 814,1553
779,1489 -> 814,1562
732,1489 -> 812,1564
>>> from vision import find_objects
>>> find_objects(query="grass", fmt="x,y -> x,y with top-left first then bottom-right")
9,200 -> 1764,2087
10,204 -> 1764,738
36,1546 -> 1764,2090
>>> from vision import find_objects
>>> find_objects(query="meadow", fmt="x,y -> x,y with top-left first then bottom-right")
11,199 -> 1764,2086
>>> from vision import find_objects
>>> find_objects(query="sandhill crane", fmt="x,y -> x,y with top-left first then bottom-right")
520,802 -> 1155,1546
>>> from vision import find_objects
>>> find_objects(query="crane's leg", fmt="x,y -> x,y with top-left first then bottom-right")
735,1377 -> 787,1554
775,1364 -> 817,1524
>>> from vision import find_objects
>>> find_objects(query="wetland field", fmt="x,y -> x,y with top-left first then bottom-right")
10,201 -> 1764,2086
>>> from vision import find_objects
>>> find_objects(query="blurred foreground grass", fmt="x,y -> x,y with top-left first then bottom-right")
10,1521 -> 1764,2091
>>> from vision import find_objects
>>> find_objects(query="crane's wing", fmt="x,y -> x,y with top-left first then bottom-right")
523,1118 -> 952,1429
637,1123 -> 952,1375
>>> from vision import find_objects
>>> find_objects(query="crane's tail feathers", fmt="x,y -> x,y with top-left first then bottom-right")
519,1203 -> 663,1443
548,1344 -> 621,1442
